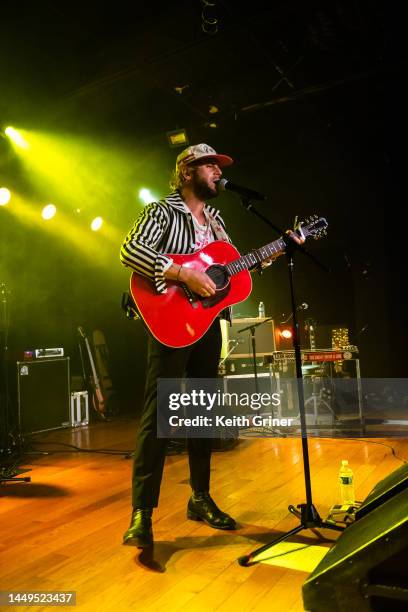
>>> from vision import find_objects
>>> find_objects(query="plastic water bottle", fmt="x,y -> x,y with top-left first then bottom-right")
258,301 -> 265,318
339,460 -> 355,505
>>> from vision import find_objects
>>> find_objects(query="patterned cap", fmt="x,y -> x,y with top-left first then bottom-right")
176,143 -> 233,168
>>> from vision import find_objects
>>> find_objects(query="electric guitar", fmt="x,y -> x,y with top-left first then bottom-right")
130,216 -> 328,348
78,326 -> 106,418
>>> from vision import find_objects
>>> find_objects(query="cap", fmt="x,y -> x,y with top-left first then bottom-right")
176,143 -> 233,168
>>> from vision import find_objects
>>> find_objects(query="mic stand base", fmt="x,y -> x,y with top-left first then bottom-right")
238,503 -> 344,567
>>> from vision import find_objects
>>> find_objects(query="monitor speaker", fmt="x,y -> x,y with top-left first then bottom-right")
355,462 -> 408,520
302,479 -> 408,610
17,358 -> 70,434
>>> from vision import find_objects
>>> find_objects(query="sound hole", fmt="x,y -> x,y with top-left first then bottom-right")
200,265 -> 230,309
206,264 -> 229,290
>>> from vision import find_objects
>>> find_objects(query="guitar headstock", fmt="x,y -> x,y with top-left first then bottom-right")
299,215 -> 328,240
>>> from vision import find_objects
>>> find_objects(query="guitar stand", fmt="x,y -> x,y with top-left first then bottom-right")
237,199 -> 343,568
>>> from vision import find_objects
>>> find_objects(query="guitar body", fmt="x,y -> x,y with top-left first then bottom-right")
130,241 -> 252,348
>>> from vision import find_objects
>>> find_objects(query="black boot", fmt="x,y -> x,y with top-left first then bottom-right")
187,492 -> 236,530
123,508 -> 153,547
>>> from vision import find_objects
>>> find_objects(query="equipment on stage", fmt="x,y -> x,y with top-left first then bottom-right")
220,343 -> 362,425
17,357 -> 71,434
1,281 -> 31,484
78,326 -> 108,419
34,347 -> 64,358
302,464 -> 408,610
221,317 -> 276,359
128,217 -> 328,348
234,198 -> 343,568
355,462 -> 408,520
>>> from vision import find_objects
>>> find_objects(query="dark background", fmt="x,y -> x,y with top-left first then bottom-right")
0,1 -> 401,420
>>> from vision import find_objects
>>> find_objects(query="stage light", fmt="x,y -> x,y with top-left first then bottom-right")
166,129 -> 188,147
139,188 -> 156,205
42,204 -> 57,220
0,187 -> 11,206
5,127 -> 29,149
280,329 -> 293,339
91,216 -> 103,231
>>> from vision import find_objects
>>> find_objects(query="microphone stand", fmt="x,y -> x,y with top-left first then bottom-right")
0,283 -> 31,484
237,198 -> 343,567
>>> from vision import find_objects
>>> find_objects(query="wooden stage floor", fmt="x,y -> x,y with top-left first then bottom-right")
1,417 -> 407,611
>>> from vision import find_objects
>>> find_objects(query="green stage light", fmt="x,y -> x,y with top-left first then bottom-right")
139,188 -> 156,204
5,127 -> 29,150
42,204 -> 57,220
0,187 -> 11,206
91,216 -> 103,231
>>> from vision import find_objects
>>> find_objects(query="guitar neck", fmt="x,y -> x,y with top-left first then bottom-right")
84,337 -> 102,390
225,236 -> 287,276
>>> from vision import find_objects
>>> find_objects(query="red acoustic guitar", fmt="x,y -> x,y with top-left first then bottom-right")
130,216 -> 327,348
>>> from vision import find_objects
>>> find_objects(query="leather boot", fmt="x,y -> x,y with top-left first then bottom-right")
123,508 -> 153,547
187,492 -> 236,530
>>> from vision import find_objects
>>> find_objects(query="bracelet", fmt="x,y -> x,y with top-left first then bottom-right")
176,264 -> 184,282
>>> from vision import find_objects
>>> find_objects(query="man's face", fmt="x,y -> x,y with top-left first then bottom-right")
188,160 -> 222,200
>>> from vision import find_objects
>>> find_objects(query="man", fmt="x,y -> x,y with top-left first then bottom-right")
120,144 -> 237,547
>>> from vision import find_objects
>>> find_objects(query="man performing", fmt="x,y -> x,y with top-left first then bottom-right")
120,143 -> 303,548
120,143 -> 237,547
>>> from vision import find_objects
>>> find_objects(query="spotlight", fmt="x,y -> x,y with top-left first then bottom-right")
166,129 -> 188,147
91,216 -> 103,231
280,329 -> 293,339
139,188 -> 156,205
0,187 -> 11,206
42,204 -> 57,220
5,127 -> 29,150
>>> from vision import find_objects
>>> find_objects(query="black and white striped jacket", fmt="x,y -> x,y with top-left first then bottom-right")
120,191 -> 231,293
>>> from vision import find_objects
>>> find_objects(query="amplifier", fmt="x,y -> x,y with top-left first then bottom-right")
220,356 -> 272,376
17,357 -> 71,434
221,318 -> 275,359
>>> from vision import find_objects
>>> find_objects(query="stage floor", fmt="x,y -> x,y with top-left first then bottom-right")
1,417 -> 407,611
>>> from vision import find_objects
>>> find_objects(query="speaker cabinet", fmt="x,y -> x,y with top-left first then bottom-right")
302,486 -> 408,611
17,358 -> 70,434
221,317 -> 275,359
355,463 -> 408,520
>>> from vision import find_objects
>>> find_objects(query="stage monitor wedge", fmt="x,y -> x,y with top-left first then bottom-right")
302,487 -> 408,611
355,462 -> 408,521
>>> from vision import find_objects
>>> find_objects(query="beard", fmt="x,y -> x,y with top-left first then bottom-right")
192,174 -> 219,201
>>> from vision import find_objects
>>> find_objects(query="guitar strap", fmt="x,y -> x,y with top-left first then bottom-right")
208,214 -> 231,244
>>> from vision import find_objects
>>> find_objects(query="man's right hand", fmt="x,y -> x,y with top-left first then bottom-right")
179,266 -> 216,298
164,263 -> 216,297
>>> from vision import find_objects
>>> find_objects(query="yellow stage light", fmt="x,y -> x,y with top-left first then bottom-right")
91,216 -> 103,231
139,188 -> 156,205
5,127 -> 29,150
0,188 -> 11,206
42,204 -> 57,220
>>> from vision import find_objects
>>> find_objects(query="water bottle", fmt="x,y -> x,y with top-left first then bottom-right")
339,459 -> 355,505
258,301 -> 265,318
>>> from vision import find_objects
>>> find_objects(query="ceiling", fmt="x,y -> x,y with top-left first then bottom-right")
0,0 -> 384,141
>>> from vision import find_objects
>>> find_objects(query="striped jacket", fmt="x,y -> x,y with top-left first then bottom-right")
120,191 -> 231,294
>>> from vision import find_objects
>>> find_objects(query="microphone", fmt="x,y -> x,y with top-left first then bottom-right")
217,178 -> 267,201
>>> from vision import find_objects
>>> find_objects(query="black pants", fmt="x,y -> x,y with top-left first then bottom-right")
132,319 -> 221,508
